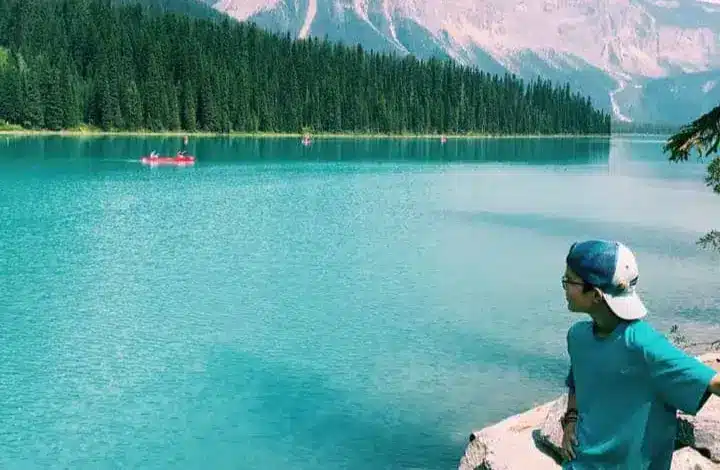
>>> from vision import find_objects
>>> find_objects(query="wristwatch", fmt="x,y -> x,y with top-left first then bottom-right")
560,408 -> 579,428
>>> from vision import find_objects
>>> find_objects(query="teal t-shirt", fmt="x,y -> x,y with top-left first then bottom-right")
563,320 -> 716,470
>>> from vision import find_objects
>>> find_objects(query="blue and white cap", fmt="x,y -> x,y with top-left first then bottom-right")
566,240 -> 647,320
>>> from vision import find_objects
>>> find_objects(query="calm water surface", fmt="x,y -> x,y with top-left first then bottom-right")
1,135 -> 718,469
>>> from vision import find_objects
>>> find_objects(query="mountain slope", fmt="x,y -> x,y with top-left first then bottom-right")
614,69 -> 720,124
211,0 -> 720,124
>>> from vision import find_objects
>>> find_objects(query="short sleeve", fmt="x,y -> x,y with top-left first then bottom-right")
629,322 -> 717,415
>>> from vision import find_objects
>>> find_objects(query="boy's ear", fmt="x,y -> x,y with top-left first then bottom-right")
592,287 -> 604,303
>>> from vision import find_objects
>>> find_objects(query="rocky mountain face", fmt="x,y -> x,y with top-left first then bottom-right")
210,0 -> 720,124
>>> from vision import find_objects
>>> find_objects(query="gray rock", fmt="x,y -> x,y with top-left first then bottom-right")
533,394 -> 568,464
676,353 -> 720,463
671,447 -> 720,470
677,398 -> 720,463
458,401 -> 561,470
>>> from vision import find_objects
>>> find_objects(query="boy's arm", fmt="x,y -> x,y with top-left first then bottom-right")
561,366 -> 578,426
565,366 -> 577,410
567,390 -> 577,410
708,373 -> 720,395
564,327 -> 578,418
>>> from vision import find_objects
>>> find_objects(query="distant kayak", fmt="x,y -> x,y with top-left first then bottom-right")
140,155 -> 196,165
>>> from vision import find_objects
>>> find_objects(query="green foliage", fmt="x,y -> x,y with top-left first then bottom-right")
611,120 -> 681,135
697,230 -> 720,251
664,105 -> 720,163
706,155 -> 720,194
0,119 -> 22,130
668,324 -> 689,349
0,0 -> 611,135
111,0 -> 227,22
668,324 -> 720,353
664,105 -> 720,251
0,46 -> 9,69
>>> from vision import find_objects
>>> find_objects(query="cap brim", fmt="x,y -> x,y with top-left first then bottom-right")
601,291 -> 647,320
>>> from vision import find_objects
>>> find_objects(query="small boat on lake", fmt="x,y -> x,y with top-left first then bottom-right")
141,152 -> 196,165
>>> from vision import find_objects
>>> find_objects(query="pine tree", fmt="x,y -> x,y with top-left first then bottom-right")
42,62 -> 64,130
122,79 -> 143,130
180,79 -> 196,131
167,82 -> 181,130
21,67 -> 43,128
61,64 -> 82,128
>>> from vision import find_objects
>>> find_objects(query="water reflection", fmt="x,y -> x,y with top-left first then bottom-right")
0,135 -> 611,165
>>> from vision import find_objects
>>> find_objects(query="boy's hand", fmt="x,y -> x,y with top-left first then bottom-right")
561,421 -> 578,461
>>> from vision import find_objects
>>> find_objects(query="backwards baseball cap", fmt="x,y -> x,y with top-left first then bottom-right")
566,239 -> 647,320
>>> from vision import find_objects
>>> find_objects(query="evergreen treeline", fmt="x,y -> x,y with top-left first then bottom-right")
611,120 -> 681,135
0,0 -> 611,134
111,0 -> 227,22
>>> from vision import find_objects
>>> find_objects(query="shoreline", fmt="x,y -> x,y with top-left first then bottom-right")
0,129 -> 617,140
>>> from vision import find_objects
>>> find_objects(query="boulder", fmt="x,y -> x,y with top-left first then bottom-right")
533,394 -> 567,463
458,401 -> 560,470
670,447 -> 720,470
676,353 -> 720,463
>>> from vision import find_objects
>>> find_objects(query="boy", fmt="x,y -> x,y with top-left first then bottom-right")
560,239 -> 720,469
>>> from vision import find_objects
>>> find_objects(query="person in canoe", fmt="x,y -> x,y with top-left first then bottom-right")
177,135 -> 189,157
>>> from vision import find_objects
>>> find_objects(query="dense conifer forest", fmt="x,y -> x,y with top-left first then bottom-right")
611,120 -> 680,135
0,0 -> 611,134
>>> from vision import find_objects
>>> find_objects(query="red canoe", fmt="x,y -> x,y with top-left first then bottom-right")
141,155 -> 196,165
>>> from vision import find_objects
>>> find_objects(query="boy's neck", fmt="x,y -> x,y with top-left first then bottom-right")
589,307 -> 622,337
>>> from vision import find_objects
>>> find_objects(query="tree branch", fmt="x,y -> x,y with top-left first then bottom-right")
697,230 -> 720,251
706,155 -> 720,194
663,105 -> 720,162
664,104 -> 720,251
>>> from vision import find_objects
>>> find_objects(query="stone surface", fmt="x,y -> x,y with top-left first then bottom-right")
671,447 -> 720,470
534,394 -> 568,464
676,353 -> 720,463
458,401 -> 560,470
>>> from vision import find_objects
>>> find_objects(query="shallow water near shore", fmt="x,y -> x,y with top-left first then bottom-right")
1,135 -> 718,469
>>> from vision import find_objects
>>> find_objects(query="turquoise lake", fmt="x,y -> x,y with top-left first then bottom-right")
1,135 -> 719,469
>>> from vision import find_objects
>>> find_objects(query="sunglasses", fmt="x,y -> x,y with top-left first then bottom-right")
561,277 -> 587,289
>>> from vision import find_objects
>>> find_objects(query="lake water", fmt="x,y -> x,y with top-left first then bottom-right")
1,135 -> 719,469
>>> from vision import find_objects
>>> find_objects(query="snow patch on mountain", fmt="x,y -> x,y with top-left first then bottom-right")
298,0 -> 317,38
212,0 -> 279,19
650,0 -> 680,7
383,0 -> 403,50
610,80 -> 633,122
